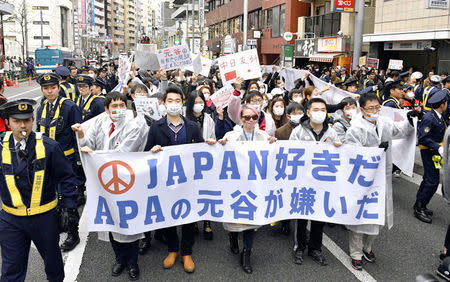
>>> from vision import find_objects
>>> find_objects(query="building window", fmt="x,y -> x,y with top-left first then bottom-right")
34,36 -> 50,40
32,6 -> 49,10
271,4 -> 286,38
33,21 -> 49,25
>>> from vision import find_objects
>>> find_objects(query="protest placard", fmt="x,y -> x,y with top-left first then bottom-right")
134,50 -> 160,71
157,45 -> 192,70
388,59 -> 403,70
133,97 -> 161,120
136,43 -> 157,54
367,57 -> 380,69
210,83 -> 234,108
82,141 -> 386,235
217,49 -> 262,84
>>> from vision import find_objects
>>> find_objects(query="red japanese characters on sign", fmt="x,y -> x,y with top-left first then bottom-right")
217,49 -> 262,83
334,0 -> 355,12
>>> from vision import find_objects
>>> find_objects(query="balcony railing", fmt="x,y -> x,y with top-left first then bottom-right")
304,12 -> 341,38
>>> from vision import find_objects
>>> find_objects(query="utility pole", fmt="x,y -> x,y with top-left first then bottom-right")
352,0 -> 365,70
243,0 -> 248,51
24,0 -> 29,59
191,0 -> 194,52
185,4 -> 189,46
40,9 -> 44,47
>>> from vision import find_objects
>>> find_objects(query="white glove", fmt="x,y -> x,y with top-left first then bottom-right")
372,85 -> 378,91
439,146 -> 444,156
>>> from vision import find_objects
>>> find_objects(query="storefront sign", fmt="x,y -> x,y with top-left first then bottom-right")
425,0 -> 449,9
295,39 -> 315,58
334,0 -> 355,12
317,37 -> 343,53
281,45 -> 294,68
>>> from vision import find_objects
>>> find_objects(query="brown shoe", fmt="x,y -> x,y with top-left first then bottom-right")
181,255 -> 195,273
163,252 -> 179,269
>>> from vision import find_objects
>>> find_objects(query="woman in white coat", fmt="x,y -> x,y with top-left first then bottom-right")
344,93 -> 416,270
185,90 -> 216,241
219,104 -> 276,274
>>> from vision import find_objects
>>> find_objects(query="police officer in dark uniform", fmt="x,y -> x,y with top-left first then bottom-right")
35,73 -> 83,251
414,90 -> 448,223
91,77 -> 107,96
97,66 -> 113,93
75,75 -> 105,122
382,80 -> 404,109
55,66 -> 80,105
420,75 -> 442,112
0,98 -> 78,281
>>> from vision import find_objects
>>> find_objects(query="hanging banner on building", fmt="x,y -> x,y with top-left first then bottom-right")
156,45 -> 193,70
334,0 -> 355,12
425,0 -> 449,9
317,37 -> 344,53
83,141 -> 386,235
217,49 -> 262,84
388,59 -> 403,70
199,0 -> 205,27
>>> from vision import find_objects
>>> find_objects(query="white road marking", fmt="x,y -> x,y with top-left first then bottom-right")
63,208 -> 88,282
322,233 -> 377,282
5,87 -> 41,99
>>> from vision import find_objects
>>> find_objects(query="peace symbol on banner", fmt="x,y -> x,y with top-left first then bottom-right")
97,160 -> 135,194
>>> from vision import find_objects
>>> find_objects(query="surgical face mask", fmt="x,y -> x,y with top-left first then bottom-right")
110,108 -> 126,121
88,74 -> 95,78
345,109 -> 357,119
251,104 -> 261,113
262,101 -> 268,109
203,93 -> 211,101
273,107 -> 284,116
159,104 -> 167,116
310,111 -> 327,124
293,97 -> 302,104
259,88 -> 266,94
193,103 -> 204,113
290,114 -> 303,124
364,111 -> 379,122
406,91 -> 415,99
176,77 -> 182,82
166,103 -> 182,116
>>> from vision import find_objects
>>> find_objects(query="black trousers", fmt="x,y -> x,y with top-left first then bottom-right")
417,150 -> 440,205
164,223 -> 195,256
109,233 -> 139,267
296,219 -> 325,251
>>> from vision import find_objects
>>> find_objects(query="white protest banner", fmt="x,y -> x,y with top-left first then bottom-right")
388,59 -> 403,70
118,55 -> 131,83
210,83 -> 234,108
200,57 -> 212,76
83,141 -> 386,235
134,50 -> 160,71
157,45 -> 192,70
134,97 -> 162,120
137,43 -> 157,54
380,107 -> 417,177
218,49 -> 262,84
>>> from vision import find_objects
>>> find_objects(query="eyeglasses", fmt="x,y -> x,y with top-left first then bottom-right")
363,106 -> 381,112
242,114 -> 258,121
250,99 -> 263,103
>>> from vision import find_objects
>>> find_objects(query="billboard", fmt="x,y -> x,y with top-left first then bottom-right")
334,0 -> 355,12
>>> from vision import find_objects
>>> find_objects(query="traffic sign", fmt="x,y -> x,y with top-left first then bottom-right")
283,32 -> 294,42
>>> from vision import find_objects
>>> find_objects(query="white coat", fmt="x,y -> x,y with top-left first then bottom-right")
221,126 -> 270,232
344,114 -> 413,235
227,94 -> 276,137
289,119 -> 340,143
79,111 -> 147,242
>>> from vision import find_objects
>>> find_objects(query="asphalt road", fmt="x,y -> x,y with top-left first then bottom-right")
1,83 -> 449,282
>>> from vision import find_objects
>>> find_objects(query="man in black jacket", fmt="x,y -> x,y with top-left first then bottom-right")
145,85 -> 215,273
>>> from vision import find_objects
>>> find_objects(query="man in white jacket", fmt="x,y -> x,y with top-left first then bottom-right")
72,91 -> 147,280
344,93 -> 417,270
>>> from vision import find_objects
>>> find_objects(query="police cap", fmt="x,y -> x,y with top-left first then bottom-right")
80,66 -> 89,72
99,67 -> 108,73
75,75 -> 94,85
431,75 -> 441,83
403,83 -> 414,92
399,71 -> 410,78
367,69 -> 375,76
0,99 -> 36,119
37,73 -> 61,86
93,78 -> 106,89
55,66 -> 70,77
428,89 -> 448,106
411,71 -> 423,80
344,77 -> 358,87
386,80 -> 403,92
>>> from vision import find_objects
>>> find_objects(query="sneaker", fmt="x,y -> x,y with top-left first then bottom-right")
293,249 -> 304,265
351,259 -> 363,270
363,250 -> 376,263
